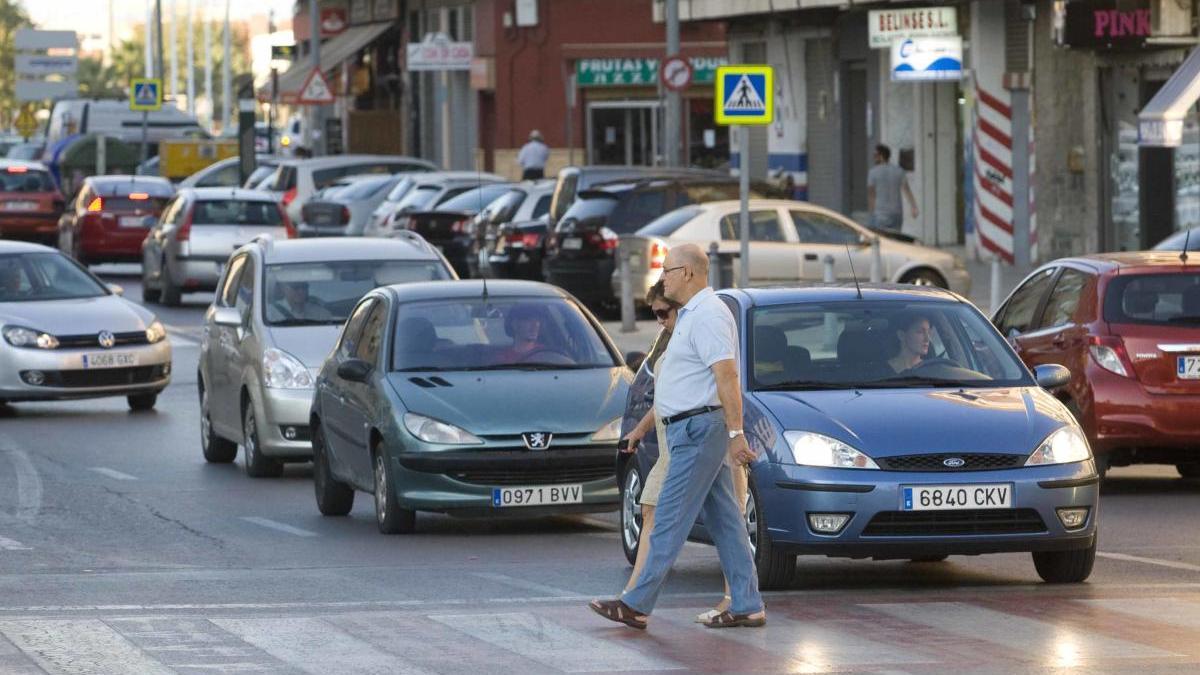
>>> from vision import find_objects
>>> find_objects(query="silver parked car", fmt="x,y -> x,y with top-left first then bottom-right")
197,234 -> 457,477
298,173 -> 408,237
615,199 -> 971,304
141,188 -> 293,306
268,155 -> 438,224
0,241 -> 171,410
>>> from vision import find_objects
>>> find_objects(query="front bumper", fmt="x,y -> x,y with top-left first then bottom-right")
0,340 -> 172,402
755,460 -> 1099,559
388,445 -> 620,516
253,386 -> 316,459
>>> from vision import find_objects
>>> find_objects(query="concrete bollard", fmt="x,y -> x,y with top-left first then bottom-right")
708,242 -> 720,289
822,254 -> 835,283
989,258 -> 1003,315
619,244 -> 636,333
869,236 -> 883,283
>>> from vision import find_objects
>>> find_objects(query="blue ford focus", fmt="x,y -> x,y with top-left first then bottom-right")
618,285 -> 1099,587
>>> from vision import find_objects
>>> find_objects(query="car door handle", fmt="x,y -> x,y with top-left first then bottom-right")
804,253 -> 818,261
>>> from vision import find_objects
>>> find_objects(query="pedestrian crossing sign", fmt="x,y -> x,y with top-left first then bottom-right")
714,65 -> 773,126
130,78 -> 162,111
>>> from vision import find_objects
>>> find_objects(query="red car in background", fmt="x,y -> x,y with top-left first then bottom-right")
0,161 -> 64,244
993,252 -> 1200,478
58,176 -> 174,265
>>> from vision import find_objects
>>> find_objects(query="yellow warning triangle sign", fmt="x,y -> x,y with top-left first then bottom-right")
298,68 -> 334,105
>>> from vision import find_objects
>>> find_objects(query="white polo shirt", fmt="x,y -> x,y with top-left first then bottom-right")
655,287 -> 738,418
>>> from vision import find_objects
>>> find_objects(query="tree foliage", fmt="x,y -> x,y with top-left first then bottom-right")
0,0 -> 34,128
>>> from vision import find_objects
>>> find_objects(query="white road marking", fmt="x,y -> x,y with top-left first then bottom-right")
657,607 -> 940,669
89,467 -> 138,481
1097,550 -> 1200,573
104,617 -> 279,671
865,602 -> 1177,662
211,617 -> 429,675
470,572 -> 578,597
1079,598 -> 1200,630
239,517 -> 317,538
1,449 -> 41,524
0,536 -> 30,551
430,611 -> 683,672
0,619 -> 174,674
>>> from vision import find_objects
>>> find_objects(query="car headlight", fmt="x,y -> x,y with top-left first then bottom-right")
2,325 -> 59,349
1025,426 -> 1091,466
591,416 -> 623,443
784,431 -> 879,469
403,412 -> 483,445
145,320 -> 167,344
262,348 -> 313,389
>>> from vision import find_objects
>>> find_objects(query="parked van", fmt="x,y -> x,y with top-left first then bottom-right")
46,99 -> 206,151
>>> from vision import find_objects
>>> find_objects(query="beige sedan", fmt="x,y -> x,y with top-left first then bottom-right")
613,199 -> 970,304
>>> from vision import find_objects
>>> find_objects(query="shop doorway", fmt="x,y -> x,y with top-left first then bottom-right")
586,101 -> 661,166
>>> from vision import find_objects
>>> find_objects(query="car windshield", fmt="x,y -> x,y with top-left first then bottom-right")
383,176 -> 416,201
0,168 -> 54,192
395,185 -> 440,212
1104,273 -> 1200,325
335,176 -> 394,200
193,200 -> 282,226
263,260 -> 452,326
391,297 -> 617,371
748,300 -> 1030,390
435,184 -> 513,213
0,252 -> 108,303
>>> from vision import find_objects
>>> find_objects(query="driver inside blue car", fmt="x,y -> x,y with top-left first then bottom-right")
888,311 -> 933,373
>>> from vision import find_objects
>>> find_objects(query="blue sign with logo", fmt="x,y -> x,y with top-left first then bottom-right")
891,37 -> 963,82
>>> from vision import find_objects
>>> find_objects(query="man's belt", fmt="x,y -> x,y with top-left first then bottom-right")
662,405 -> 722,426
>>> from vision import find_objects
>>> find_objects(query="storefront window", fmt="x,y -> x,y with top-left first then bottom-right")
687,98 -> 728,169
1177,119 -> 1200,234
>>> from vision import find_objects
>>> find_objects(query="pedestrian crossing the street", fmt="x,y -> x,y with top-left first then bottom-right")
0,592 -> 1197,673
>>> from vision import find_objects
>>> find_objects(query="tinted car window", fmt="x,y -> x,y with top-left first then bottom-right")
996,268 -> 1057,336
392,297 -> 617,371
263,260 -> 451,326
720,210 -> 786,242
1104,273 -> 1200,326
0,169 -> 55,192
639,206 -> 704,237
607,189 -> 669,234
437,184 -> 514,213
481,190 -> 525,224
333,176 -> 394,200
531,194 -> 552,219
1039,269 -> 1089,330
551,172 -> 579,223
395,185 -> 440,212
556,194 -> 618,231
192,200 -> 282,226
0,252 -> 107,302
790,210 -> 862,245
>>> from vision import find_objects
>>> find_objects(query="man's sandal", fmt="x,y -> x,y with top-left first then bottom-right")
588,599 -> 648,630
695,595 -> 732,623
702,610 -> 766,628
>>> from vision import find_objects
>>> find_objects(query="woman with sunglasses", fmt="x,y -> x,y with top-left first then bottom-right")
619,281 -> 749,622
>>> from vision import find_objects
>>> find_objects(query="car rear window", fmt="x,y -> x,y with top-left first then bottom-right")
336,176 -> 395,200
192,199 -> 283,226
96,197 -> 170,212
556,194 -> 619,230
270,165 -> 297,191
0,168 -> 55,192
638,206 -> 704,237
436,184 -> 514,213
395,185 -> 440,212
1104,273 -> 1200,326
607,189 -> 670,234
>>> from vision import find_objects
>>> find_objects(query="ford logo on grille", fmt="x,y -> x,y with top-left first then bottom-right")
943,457 -> 966,468
97,331 -> 115,349
523,432 -> 553,450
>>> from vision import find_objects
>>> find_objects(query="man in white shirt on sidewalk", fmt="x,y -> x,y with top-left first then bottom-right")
516,130 -> 550,180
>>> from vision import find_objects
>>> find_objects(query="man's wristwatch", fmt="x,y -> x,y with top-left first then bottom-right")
728,429 -> 744,440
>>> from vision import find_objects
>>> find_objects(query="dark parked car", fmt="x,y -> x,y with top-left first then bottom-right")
396,183 -> 515,278
546,165 -> 727,231
543,177 -> 748,309
479,180 -> 555,280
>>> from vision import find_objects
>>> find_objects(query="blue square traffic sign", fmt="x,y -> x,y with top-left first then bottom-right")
130,78 -> 163,111
714,65 -> 773,126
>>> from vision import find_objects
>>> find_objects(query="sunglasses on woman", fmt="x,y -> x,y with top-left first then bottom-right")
653,308 -> 674,321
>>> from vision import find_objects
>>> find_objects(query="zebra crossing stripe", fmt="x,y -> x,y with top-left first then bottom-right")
430,611 -> 685,672
211,617 -> 432,675
1079,598 -> 1200,630
0,619 -> 173,675
864,602 -> 1178,662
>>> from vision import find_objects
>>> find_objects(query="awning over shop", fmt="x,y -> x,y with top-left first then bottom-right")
258,22 -> 393,103
1139,46 -> 1200,147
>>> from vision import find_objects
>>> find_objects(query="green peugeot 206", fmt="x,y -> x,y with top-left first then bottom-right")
309,279 -> 633,534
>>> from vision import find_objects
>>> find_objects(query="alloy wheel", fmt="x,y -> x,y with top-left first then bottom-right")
375,454 -> 387,524
744,491 -> 758,557
621,468 -> 642,553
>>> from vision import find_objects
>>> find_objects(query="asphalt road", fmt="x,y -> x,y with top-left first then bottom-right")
0,265 -> 1198,673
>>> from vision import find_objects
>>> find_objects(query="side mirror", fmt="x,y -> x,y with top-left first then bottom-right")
625,351 -> 646,373
337,358 -> 373,383
107,283 -> 124,296
1034,364 -> 1071,390
212,306 -> 242,327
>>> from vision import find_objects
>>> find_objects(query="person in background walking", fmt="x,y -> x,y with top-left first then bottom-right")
590,244 -> 764,631
867,144 -> 918,232
517,130 -> 549,180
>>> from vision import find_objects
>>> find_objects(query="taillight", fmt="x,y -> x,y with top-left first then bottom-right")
281,187 -> 297,207
175,205 -> 194,241
281,210 -> 296,238
649,241 -> 667,269
1088,335 -> 1132,378
505,231 -> 542,248
586,227 -> 619,252
340,206 -> 351,225
87,197 -> 103,212
450,218 -> 469,234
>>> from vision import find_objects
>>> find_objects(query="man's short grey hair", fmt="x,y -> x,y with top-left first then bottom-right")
672,243 -> 709,277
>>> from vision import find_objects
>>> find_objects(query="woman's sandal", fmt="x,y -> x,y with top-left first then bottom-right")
695,595 -> 732,623
702,610 -> 767,629
588,599 -> 648,630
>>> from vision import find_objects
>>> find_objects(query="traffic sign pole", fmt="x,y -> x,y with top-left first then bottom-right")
739,125 -> 750,288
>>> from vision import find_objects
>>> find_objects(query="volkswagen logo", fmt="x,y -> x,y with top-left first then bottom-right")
943,457 -> 966,468
97,331 -> 116,349
522,432 -> 553,450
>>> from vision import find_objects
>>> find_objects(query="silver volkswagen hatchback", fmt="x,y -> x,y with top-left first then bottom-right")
197,233 -> 456,477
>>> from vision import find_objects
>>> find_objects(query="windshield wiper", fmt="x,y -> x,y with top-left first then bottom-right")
458,363 -> 602,371
860,375 -> 985,388
270,318 -> 342,326
755,380 -> 837,391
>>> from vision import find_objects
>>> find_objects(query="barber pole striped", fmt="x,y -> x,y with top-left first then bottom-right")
972,86 -> 1036,264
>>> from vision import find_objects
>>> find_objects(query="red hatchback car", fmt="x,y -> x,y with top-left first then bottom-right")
58,176 -> 175,265
993,252 -> 1200,477
0,161 -> 64,243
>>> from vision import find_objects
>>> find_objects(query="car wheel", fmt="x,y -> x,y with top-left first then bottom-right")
619,463 -> 644,566
127,392 -> 157,411
748,477 -> 796,590
1177,463 -> 1200,479
373,448 -> 416,534
242,402 -> 283,478
199,381 -> 236,463
899,268 -> 947,288
312,422 -> 354,516
160,268 -> 182,307
1032,540 -> 1096,583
